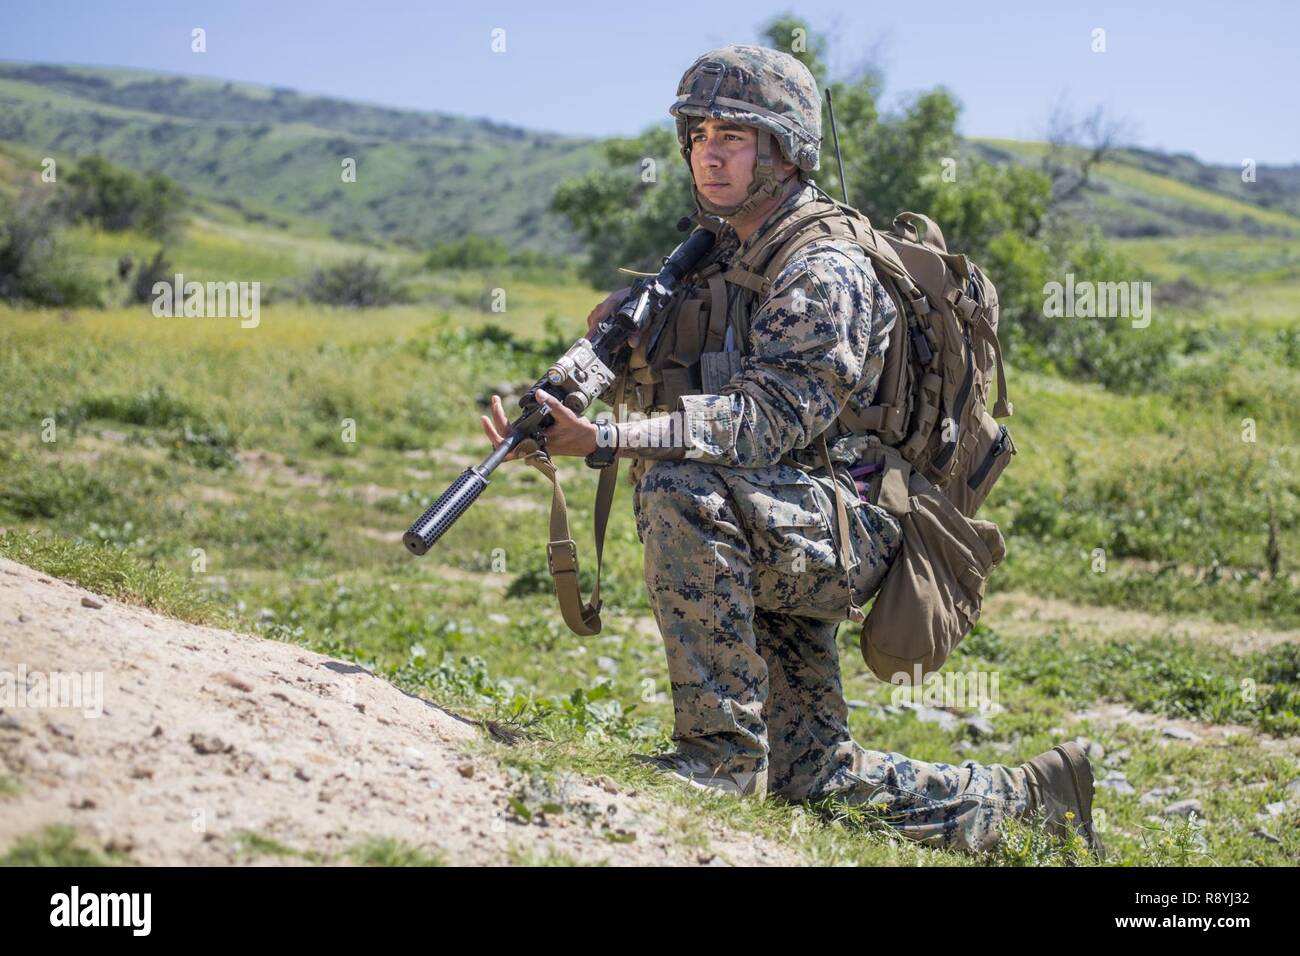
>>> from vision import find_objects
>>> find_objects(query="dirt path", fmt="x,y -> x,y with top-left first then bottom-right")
984,590 -> 1300,655
0,558 -> 798,866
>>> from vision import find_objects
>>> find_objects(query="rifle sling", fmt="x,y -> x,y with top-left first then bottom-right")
524,375 -> 625,636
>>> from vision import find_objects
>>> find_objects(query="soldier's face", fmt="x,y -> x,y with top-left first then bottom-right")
689,118 -> 790,208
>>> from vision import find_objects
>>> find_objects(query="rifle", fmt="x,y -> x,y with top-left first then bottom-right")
402,226 -> 716,564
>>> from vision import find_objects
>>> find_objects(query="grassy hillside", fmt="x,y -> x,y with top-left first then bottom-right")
0,139 -> 596,311
0,62 -> 603,250
1117,145 -> 1300,219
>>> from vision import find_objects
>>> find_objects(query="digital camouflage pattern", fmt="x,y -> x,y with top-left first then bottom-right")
670,44 -> 822,172
615,172 -> 1040,852
634,457 -> 1031,852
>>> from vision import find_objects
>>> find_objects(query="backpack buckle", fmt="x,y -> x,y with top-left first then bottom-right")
905,289 -> 930,315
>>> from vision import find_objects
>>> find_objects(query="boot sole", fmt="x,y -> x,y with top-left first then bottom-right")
678,773 -> 765,796
632,753 -> 768,797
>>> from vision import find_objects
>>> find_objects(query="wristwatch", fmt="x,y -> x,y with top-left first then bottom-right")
584,420 -> 619,469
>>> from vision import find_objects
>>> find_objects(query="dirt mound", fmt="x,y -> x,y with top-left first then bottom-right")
0,558 -> 797,866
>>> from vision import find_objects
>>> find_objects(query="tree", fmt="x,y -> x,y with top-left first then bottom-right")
64,155 -> 186,242
1041,98 -> 1132,211
551,126 -> 692,288
137,171 -> 187,243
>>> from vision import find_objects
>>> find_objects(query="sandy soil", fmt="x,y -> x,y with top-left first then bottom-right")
0,557 -> 799,866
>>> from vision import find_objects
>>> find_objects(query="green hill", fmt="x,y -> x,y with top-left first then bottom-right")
973,138 -> 1300,238
0,62 -> 603,251
4,62 -> 1299,257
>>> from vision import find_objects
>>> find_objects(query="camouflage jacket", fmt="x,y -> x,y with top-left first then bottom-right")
612,182 -> 897,469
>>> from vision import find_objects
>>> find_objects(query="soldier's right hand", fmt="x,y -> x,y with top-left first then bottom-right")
586,285 -> 635,344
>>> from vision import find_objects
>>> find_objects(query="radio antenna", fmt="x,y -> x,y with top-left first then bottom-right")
825,88 -> 849,205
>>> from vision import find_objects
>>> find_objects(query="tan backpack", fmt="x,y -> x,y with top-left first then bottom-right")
733,198 -> 1018,683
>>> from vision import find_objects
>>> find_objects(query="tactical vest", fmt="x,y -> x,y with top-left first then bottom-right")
617,189 -> 1014,520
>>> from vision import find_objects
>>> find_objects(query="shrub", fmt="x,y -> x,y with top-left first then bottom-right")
425,234 -> 569,272
302,258 -> 411,307
64,155 -> 186,242
130,247 -> 173,304
997,230 -> 1178,391
0,191 -> 102,307
425,234 -> 510,270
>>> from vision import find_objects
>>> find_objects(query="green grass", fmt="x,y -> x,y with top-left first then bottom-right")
227,830 -> 446,865
345,838 -> 446,866
943,625 -> 1300,735
0,529 -> 224,626
469,726 -> 1099,866
4,294 -> 1295,631
0,825 -> 134,866
230,830 -> 314,862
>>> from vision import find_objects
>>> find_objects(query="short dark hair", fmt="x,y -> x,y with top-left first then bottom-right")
688,117 -> 756,137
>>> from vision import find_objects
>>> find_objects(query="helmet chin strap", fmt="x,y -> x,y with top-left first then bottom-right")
692,132 -> 797,222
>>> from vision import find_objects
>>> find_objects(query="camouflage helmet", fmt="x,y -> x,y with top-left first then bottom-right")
670,45 -> 822,174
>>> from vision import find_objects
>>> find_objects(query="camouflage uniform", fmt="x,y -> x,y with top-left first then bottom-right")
608,46 -> 1034,854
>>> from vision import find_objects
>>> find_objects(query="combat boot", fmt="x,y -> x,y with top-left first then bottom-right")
631,751 -> 767,797
1019,741 -> 1106,860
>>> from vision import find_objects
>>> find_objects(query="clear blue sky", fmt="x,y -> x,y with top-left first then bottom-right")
2,0 -> 1297,164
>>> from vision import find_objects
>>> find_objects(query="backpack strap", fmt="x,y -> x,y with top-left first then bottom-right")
742,206 -> 846,277
719,265 -> 770,298
816,431 -> 866,624
976,309 -> 1013,418
749,202 -> 935,449
711,203 -> 849,351
703,268 -> 730,352
845,402 -> 909,436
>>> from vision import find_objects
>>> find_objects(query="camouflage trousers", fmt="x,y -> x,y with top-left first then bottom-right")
632,457 -> 1032,854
